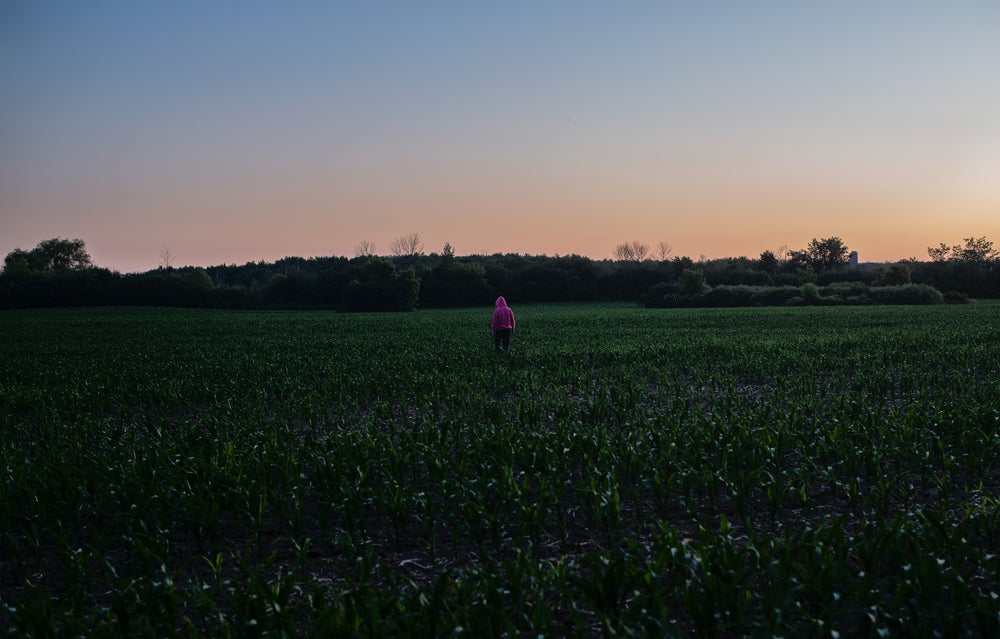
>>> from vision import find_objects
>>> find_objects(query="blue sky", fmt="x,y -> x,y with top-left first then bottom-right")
2,1 -> 998,272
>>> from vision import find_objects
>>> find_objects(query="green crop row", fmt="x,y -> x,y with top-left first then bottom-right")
1,303 -> 999,636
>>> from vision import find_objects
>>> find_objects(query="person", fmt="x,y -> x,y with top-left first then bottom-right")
491,296 -> 515,352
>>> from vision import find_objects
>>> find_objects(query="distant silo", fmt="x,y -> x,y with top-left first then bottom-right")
849,251 -> 858,268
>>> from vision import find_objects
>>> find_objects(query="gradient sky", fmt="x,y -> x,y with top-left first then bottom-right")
2,1 -> 998,273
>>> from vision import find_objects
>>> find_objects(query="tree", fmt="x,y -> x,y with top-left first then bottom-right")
883,263 -> 911,285
927,243 -> 951,263
354,240 -> 376,258
3,238 -> 93,273
959,236 -> 994,263
655,241 -> 673,261
159,247 -> 175,269
678,268 -> 709,296
440,242 -> 455,266
390,233 -> 424,257
789,237 -> 849,272
614,241 -> 649,262
342,257 -> 420,311
2,249 -> 31,275
923,236 -> 999,298
759,250 -> 778,273
927,236 -> 998,264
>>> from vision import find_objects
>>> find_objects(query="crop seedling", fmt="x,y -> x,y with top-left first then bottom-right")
1,303 -> 999,635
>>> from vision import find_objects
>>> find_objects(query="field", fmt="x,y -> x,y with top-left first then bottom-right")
2,302 -> 1000,637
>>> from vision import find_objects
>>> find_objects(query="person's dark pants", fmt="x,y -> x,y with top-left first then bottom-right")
494,328 -> 512,352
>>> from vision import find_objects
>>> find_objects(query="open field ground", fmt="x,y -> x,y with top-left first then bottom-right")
2,303 -> 1000,637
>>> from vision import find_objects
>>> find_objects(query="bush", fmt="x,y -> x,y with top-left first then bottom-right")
678,269 -> 709,296
772,272 -> 804,286
639,281 -> 677,308
212,285 -> 254,309
944,290 -> 970,304
883,263 -> 912,286
640,280 -> 948,309
817,268 -> 872,286
796,267 -> 818,283
801,282 -> 822,305
823,281 -> 869,298
868,284 -> 944,305
749,286 -> 804,307
695,285 -> 758,307
821,281 -> 872,305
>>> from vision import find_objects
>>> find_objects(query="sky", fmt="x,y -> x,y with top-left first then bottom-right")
2,1 -> 999,273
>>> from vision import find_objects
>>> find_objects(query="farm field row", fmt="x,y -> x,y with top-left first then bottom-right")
1,303 -> 999,636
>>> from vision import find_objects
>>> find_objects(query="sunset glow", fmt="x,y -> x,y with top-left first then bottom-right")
2,2 -> 998,272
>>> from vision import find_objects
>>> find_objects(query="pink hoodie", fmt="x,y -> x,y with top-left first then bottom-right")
491,296 -> 515,332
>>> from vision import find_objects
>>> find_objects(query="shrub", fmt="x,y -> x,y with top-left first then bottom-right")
640,272 -> 707,307
679,268 -> 710,296
796,267 -> 818,283
801,282 -> 822,305
821,281 -> 872,305
641,281 -> 947,309
696,285 -> 758,307
212,285 -> 254,309
944,290 -> 970,304
638,281 -> 679,308
772,272 -> 803,286
817,268 -> 871,286
749,286 -> 801,306
868,284 -> 944,305
883,263 -> 912,286
823,281 -> 869,299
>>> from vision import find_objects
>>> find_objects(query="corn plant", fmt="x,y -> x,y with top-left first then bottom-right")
1,303 -> 999,635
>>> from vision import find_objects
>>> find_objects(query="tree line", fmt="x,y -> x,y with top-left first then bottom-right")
2,235 -> 998,311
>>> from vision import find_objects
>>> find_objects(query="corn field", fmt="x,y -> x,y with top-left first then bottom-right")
2,303 -> 999,637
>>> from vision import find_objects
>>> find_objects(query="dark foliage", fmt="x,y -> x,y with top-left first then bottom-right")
3,237 -> 93,273
787,237 -> 850,272
642,281 -> 949,308
1,236 -> 997,311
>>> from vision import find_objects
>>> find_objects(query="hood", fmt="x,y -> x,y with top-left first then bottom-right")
495,296 -> 508,308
